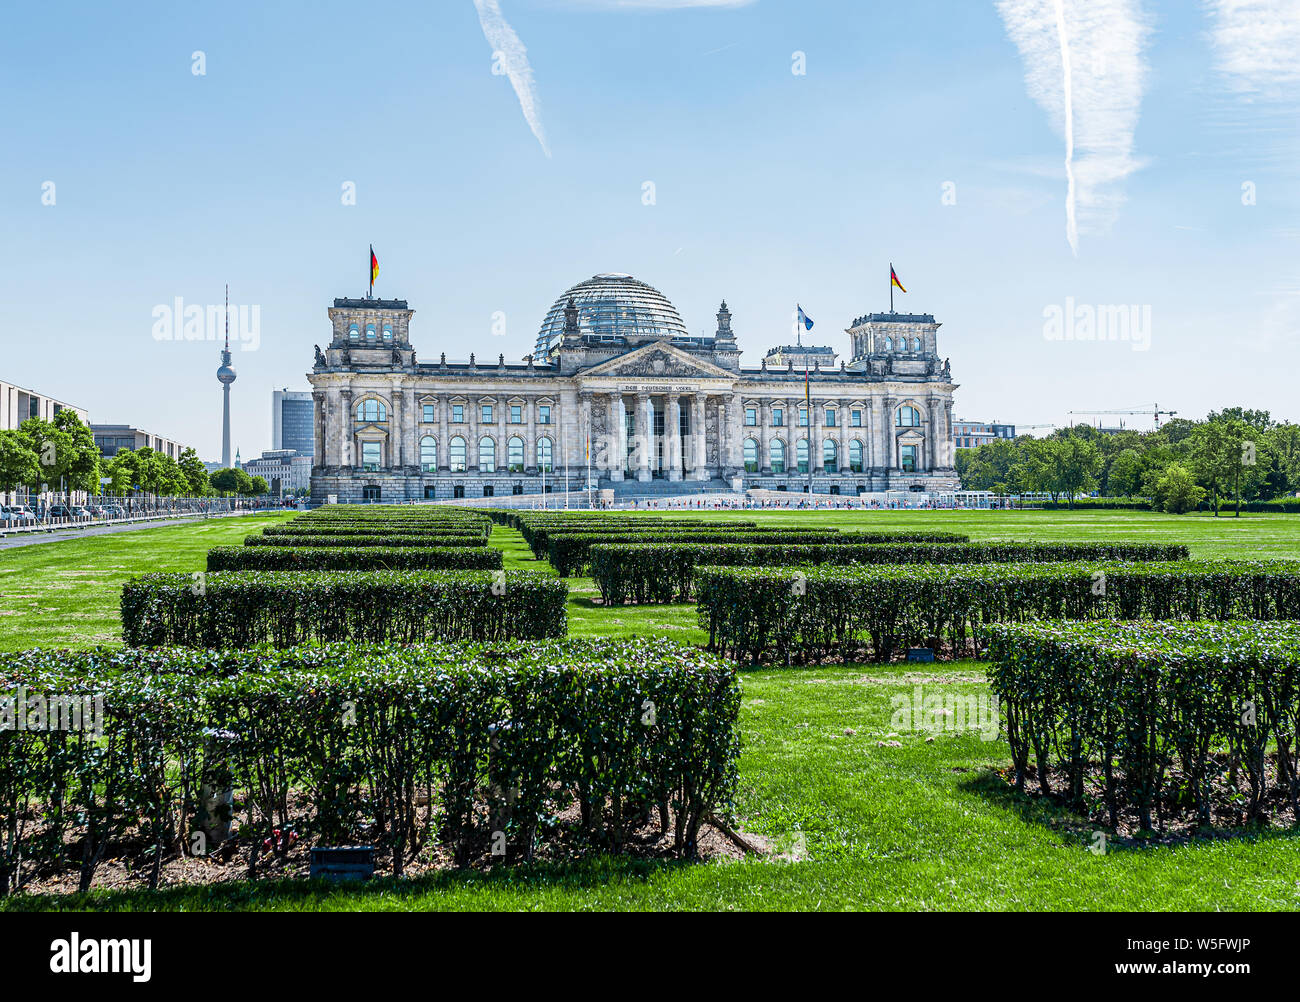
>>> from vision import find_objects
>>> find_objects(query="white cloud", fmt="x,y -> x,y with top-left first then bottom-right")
474,0 -> 551,158
1205,0 -> 1300,97
995,0 -> 1152,255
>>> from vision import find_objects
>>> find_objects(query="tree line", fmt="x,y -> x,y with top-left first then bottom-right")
0,412 -> 269,497
956,408 -> 1300,515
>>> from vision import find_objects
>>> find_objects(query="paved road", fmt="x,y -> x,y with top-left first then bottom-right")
0,513 -> 279,552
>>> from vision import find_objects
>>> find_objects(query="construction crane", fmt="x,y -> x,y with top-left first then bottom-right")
1068,404 -> 1179,429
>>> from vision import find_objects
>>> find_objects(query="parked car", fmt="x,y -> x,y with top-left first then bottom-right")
69,506 -> 91,519
48,505 -> 73,519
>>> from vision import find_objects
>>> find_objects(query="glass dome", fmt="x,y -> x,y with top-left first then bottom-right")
534,273 -> 690,358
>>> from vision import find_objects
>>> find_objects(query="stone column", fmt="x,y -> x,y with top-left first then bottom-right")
580,392 -> 593,484
339,389 -> 353,468
636,391 -> 652,482
759,399 -> 771,475
496,396 -> 507,477
879,395 -> 895,473
614,393 -> 627,481
667,393 -> 683,481
405,385 -> 418,474
311,391 -> 325,467
692,392 -> 708,480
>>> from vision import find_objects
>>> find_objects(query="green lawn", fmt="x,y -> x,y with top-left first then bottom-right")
5,508 -> 1300,910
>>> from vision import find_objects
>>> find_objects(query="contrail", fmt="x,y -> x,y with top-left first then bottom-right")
474,0 -> 551,158
996,0 -> 1151,255
1052,0 -> 1078,254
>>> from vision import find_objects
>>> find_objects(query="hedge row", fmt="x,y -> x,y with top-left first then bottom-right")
0,639 -> 739,893
207,545 -> 504,572
543,530 -> 844,577
592,540 -> 1189,605
695,560 -> 1300,664
263,525 -> 488,538
986,621 -> 1300,830
519,519 -> 760,554
243,533 -> 488,549
121,570 -> 567,648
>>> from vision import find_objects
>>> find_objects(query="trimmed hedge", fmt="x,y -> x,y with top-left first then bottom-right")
519,519 -> 759,554
696,560 -> 1300,664
592,540 -> 1185,604
121,570 -> 567,648
0,639 -> 739,893
207,545 -> 504,572
243,533 -> 488,548
265,526 -> 487,538
987,621 -> 1300,830
541,529 -> 844,576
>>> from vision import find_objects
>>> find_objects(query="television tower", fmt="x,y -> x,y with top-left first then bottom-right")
216,284 -> 237,468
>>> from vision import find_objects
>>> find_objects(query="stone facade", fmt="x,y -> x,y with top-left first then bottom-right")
308,280 -> 959,503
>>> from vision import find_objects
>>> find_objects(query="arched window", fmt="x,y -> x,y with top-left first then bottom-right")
348,325 -> 360,341
449,436 -> 467,473
823,439 -> 838,474
743,438 -> 759,473
356,399 -> 387,422
912,337 -> 922,352
479,437 -> 496,473
366,325 -> 376,342
850,439 -> 864,473
383,327 -> 393,341
420,436 -> 437,473
883,337 -> 893,351
770,439 -> 786,474
896,405 -> 922,428
508,435 -> 524,472
796,439 -> 810,474
538,436 -> 553,474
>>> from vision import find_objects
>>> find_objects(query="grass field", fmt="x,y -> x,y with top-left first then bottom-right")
4,508 -> 1300,911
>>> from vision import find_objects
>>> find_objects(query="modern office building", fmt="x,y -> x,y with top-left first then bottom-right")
243,448 -> 312,496
91,425 -> 191,462
272,388 -> 315,460
309,271 -> 960,502
953,420 -> 1017,451
0,380 -> 89,431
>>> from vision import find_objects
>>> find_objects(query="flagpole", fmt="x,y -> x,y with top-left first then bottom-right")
890,262 -> 894,313
369,245 -> 374,299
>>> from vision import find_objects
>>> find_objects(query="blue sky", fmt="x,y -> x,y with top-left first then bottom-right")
2,0 -> 1297,460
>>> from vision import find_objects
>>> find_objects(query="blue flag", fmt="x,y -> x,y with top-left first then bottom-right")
797,305 -> 814,331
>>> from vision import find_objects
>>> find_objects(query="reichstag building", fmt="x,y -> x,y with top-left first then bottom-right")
307,273 -> 959,502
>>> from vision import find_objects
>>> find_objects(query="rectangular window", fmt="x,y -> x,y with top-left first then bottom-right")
901,444 -> 918,473
361,442 -> 381,472
799,408 -> 809,427
422,404 -> 435,423
745,408 -> 757,426
481,404 -> 493,424
825,409 -> 836,427
851,410 -> 862,427
452,404 -> 464,423
510,404 -> 522,424
772,408 -> 783,427
538,405 -> 551,425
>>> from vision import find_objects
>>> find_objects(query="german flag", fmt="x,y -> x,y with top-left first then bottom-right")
370,245 -> 379,290
891,265 -> 906,293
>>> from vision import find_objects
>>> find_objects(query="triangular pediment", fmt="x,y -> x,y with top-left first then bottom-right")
579,342 -> 735,382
